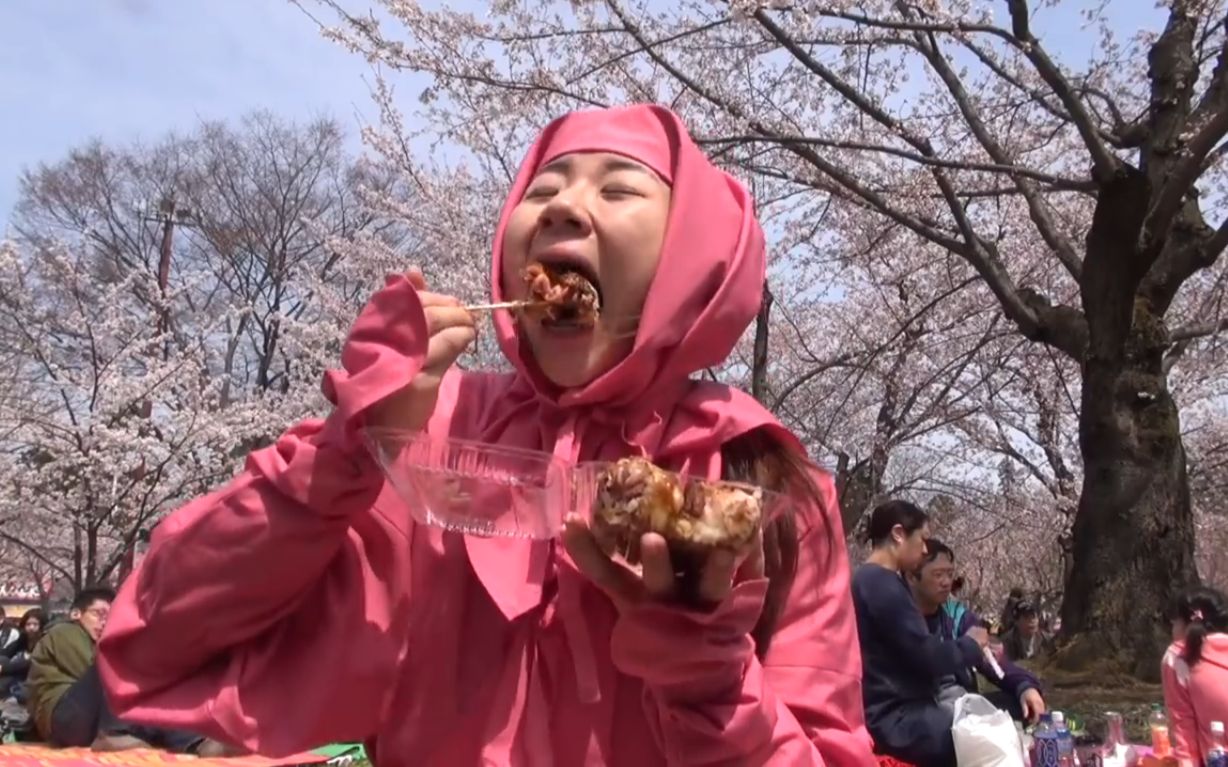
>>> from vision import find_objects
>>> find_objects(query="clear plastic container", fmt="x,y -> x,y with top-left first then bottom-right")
363,428 -> 570,539
364,430 -> 788,544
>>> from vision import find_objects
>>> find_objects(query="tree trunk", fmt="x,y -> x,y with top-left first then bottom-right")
1060,313 -> 1198,679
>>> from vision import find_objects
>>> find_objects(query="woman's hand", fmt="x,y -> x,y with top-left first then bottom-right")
364,270 -> 476,433
561,514 -> 763,608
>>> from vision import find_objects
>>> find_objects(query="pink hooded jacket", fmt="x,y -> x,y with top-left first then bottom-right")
1163,635 -> 1228,766
97,105 -> 875,766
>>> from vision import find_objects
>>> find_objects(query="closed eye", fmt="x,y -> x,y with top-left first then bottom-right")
602,185 -> 641,198
525,186 -> 558,200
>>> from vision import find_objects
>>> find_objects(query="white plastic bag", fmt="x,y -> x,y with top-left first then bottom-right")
950,694 -> 1027,767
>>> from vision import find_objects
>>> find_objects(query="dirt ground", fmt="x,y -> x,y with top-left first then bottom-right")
1023,661 -> 1164,742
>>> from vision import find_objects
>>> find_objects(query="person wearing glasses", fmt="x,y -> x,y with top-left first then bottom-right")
25,588 -> 223,754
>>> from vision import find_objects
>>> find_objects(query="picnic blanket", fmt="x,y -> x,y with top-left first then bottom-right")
0,742 -> 365,766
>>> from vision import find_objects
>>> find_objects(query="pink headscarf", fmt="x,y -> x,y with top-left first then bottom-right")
450,104 -> 803,622
468,104 -> 799,465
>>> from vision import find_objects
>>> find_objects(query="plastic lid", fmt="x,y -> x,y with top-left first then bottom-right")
1052,712 -> 1065,724
1213,721 -> 1225,734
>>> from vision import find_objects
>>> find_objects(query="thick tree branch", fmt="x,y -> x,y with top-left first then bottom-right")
961,39 -> 1146,149
1169,315 -> 1228,343
1139,6 -> 1203,251
905,13 -> 1083,278
1005,0 -> 1122,180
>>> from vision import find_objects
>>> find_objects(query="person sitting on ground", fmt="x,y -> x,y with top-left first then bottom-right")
908,539 -> 1045,724
0,608 -> 45,700
1163,586 -> 1228,767
26,587 -> 226,754
1000,601 -> 1051,662
999,587 -> 1024,635
852,500 -> 989,767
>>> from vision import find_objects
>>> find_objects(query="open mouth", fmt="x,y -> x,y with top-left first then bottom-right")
521,257 -> 602,329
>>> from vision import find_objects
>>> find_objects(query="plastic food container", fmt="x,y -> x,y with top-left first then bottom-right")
364,430 -> 789,543
363,428 -> 570,539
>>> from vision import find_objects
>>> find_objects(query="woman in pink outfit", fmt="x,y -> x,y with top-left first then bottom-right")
97,105 -> 876,766
1163,587 -> 1228,767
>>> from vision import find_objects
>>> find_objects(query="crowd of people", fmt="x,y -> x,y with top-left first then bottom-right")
1,104 -> 1222,767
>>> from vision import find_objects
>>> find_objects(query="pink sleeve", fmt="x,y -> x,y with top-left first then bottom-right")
1163,645 -> 1200,766
98,275 -> 429,756
608,471 -> 875,766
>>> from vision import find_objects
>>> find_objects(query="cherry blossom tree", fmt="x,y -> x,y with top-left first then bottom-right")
0,239 -> 272,589
0,115 -> 380,590
301,0 -> 1228,672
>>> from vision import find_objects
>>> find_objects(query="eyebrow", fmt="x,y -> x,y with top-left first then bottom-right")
537,155 -> 655,178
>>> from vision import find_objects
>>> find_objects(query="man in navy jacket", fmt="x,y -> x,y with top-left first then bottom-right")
908,539 -> 1047,724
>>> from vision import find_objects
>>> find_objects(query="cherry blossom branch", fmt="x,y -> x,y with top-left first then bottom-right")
1004,0 -> 1122,181
0,531 -> 75,586
903,14 -> 1083,278
960,39 -> 1146,149
803,6 -> 1015,40
745,6 -> 1088,353
694,134 -> 1089,190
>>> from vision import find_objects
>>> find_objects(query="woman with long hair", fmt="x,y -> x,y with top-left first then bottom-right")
0,608 -> 46,699
97,105 -> 875,766
1164,587 -> 1228,766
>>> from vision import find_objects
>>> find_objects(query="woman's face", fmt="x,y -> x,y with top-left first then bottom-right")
500,151 -> 671,388
22,616 -> 40,637
896,524 -> 931,572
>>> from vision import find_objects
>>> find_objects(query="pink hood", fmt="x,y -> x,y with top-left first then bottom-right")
440,105 -> 801,623
489,104 -> 768,414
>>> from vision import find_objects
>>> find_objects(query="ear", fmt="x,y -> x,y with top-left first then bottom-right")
69,608 -> 82,621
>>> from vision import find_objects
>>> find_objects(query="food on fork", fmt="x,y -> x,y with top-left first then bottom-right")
591,457 -> 762,564
521,262 -> 601,327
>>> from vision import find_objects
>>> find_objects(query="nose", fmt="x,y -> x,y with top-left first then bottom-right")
537,188 -> 592,236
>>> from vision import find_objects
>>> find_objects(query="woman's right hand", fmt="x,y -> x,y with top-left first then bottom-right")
364,271 -> 476,433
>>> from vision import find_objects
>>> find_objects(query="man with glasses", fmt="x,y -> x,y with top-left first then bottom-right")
26,587 -> 222,753
907,539 -> 1047,725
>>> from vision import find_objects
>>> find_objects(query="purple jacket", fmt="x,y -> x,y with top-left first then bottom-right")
924,603 -> 1039,701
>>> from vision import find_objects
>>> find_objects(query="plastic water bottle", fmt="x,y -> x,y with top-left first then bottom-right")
1054,711 -> 1076,767
1033,712 -> 1061,767
1207,721 -> 1228,767
1150,704 -> 1172,757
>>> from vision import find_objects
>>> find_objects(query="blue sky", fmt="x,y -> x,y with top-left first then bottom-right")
0,1 -> 1164,229
0,0 -> 382,227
